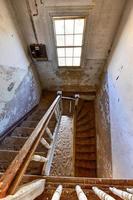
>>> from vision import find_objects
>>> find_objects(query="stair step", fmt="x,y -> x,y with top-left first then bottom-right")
0,150 -> 46,175
76,152 -> 96,161
20,120 -> 56,129
76,130 -> 95,138
12,127 -> 34,137
75,167 -> 97,177
20,120 -> 39,128
76,122 -> 95,132
75,160 -> 96,169
77,117 -> 94,127
76,145 -> 96,153
76,137 -> 96,145
0,136 -> 49,152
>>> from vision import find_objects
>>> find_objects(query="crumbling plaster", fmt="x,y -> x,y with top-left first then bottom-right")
11,0 -> 126,91
95,73 -> 112,178
0,0 -> 41,136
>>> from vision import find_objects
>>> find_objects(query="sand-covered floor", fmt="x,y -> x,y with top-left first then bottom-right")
50,116 -> 73,176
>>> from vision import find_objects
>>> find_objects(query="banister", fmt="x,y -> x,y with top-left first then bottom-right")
72,94 -> 79,176
0,93 -> 62,198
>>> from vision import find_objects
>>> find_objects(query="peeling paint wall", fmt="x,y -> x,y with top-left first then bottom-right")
107,0 -> 133,178
0,0 -> 41,136
11,0 -> 125,91
95,73 -> 112,178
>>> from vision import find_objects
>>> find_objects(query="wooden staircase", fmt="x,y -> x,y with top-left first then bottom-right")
0,92 -> 133,200
75,99 -> 97,177
0,92 -> 57,176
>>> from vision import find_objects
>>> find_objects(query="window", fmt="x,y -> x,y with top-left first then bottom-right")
53,17 -> 85,67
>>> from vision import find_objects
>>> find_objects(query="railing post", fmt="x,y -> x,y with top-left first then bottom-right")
109,187 -> 133,200
51,185 -> 62,200
76,185 -> 88,200
55,91 -> 62,121
93,187 -> 115,200
72,94 -> 79,176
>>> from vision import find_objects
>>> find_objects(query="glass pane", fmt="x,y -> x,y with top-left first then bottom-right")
66,48 -> 73,57
66,58 -> 73,66
74,47 -> 82,57
74,34 -> 83,46
58,58 -> 65,66
65,19 -> 74,34
56,35 -> 65,46
57,48 -> 65,57
65,35 -> 73,46
74,19 -> 84,34
73,57 -> 80,66
54,20 -> 64,34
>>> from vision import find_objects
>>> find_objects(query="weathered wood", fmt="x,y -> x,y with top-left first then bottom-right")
46,127 -> 53,140
0,179 -> 45,200
32,155 -> 47,163
42,115 -> 61,176
40,138 -> 51,149
72,95 -> 79,176
0,95 -> 61,198
51,185 -> 62,200
76,185 -> 88,200
79,95 -> 95,101
110,187 -> 133,200
127,189 -> 133,194
93,187 -> 115,200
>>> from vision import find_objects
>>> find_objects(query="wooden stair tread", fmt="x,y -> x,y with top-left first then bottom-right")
75,160 -> 96,169
0,136 -> 49,152
75,152 -> 96,160
76,137 -> 96,145
0,150 -> 47,175
76,130 -> 95,138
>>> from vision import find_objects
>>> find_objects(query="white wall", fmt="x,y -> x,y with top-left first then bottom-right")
11,0 -> 125,91
0,0 -> 41,135
107,0 -> 133,178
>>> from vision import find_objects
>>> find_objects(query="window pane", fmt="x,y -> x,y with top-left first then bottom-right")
65,19 -> 74,34
66,58 -> 73,66
74,19 -> 84,34
58,58 -> 65,66
74,47 -> 81,57
73,58 -> 80,66
65,35 -> 73,46
56,35 -> 65,46
74,34 -> 83,46
54,20 -> 64,34
57,48 -> 65,57
66,48 -> 73,57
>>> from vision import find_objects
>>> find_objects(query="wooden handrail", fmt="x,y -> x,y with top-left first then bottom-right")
72,94 -> 79,176
0,93 -> 62,198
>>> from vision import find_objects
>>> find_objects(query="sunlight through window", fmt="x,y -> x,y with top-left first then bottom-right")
53,17 -> 85,67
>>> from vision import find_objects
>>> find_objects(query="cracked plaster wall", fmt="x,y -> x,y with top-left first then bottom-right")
0,0 -> 41,136
106,0 -> 133,178
95,73 -> 112,178
11,0 -> 125,92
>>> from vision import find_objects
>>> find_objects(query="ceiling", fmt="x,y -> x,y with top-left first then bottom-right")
12,0 -> 126,91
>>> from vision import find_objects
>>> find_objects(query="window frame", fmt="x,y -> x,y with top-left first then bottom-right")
53,16 -> 86,68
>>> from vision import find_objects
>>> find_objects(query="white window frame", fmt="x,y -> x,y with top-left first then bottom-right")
53,16 -> 86,68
